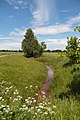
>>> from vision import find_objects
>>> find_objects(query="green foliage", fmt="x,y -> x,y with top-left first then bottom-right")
74,26 -> 80,32
65,27 -> 80,95
22,29 -> 46,58
66,36 -> 80,64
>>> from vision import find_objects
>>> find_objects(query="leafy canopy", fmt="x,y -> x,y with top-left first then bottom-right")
22,29 -> 46,58
65,26 -> 80,94
66,36 -> 80,64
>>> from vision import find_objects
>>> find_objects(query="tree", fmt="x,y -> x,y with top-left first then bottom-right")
74,26 -> 80,32
22,29 -> 46,58
39,42 -> 46,55
66,36 -> 80,64
65,27 -> 80,95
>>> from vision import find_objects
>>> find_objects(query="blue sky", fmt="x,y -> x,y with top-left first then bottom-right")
0,0 -> 80,50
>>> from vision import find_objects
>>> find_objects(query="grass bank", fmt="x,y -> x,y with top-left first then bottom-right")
37,52 -> 80,120
0,54 -> 47,98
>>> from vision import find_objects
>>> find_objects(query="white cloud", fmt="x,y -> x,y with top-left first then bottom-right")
33,24 -> 72,35
5,0 -> 12,4
18,1 -> 23,4
5,0 -> 18,5
60,10 -> 70,13
9,24 -> 72,37
0,42 -> 21,50
44,38 -> 67,50
5,0 -> 27,10
31,0 -> 50,26
14,6 -> 19,9
0,36 -> 12,41
67,15 -> 80,24
0,36 -> 67,50
0,35 -> 22,50
10,28 -> 26,36
45,38 -> 67,44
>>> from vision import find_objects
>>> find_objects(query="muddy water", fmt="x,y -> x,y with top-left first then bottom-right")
38,65 -> 54,99
46,65 -> 54,84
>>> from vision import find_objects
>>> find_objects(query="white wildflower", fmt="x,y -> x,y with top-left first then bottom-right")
47,107 -> 52,112
39,105 -> 44,109
33,100 -> 36,103
0,96 -> 2,100
20,108 -> 22,111
39,103 -> 43,105
41,91 -> 45,95
6,89 -> 9,92
25,99 -> 28,102
9,86 -> 13,89
53,105 -> 56,108
35,113 -> 37,115
37,109 -> 41,112
50,111 -> 55,115
22,105 -> 26,108
33,116 -> 36,118
31,107 -> 34,110
48,102 -> 51,105
6,87 -> 8,90
30,85 -> 32,88
42,95 -> 46,98
24,107 -> 28,110
28,109 -> 30,112
28,97 -> 31,100
13,98 -> 18,102
13,92 -> 16,95
2,99 -> 4,101
32,97 -> 35,100
1,105 -> 5,108
44,112 -> 48,115
5,109 -> 9,113
36,86 -> 38,88
15,89 -> 18,92
35,106 -> 38,109
35,93 -> 38,96
25,86 -> 28,89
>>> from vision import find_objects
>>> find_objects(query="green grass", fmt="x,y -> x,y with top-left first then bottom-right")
37,53 -> 72,96
0,54 -> 47,97
0,52 -> 18,56
0,52 -> 80,120
37,52 -> 80,120
0,53 -> 55,120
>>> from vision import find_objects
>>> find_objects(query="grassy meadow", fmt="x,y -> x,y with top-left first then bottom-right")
0,52 -> 19,56
0,53 -> 47,97
0,52 -> 80,120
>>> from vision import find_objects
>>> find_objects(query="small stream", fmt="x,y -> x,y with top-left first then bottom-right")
38,65 -> 54,99
45,65 -> 54,84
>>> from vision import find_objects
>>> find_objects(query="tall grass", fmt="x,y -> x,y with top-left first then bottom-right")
0,54 -> 47,98
0,52 -> 18,56
37,52 -> 80,119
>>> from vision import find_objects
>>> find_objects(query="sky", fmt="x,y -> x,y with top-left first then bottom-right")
0,0 -> 80,50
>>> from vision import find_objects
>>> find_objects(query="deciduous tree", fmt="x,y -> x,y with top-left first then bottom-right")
22,29 -> 46,57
